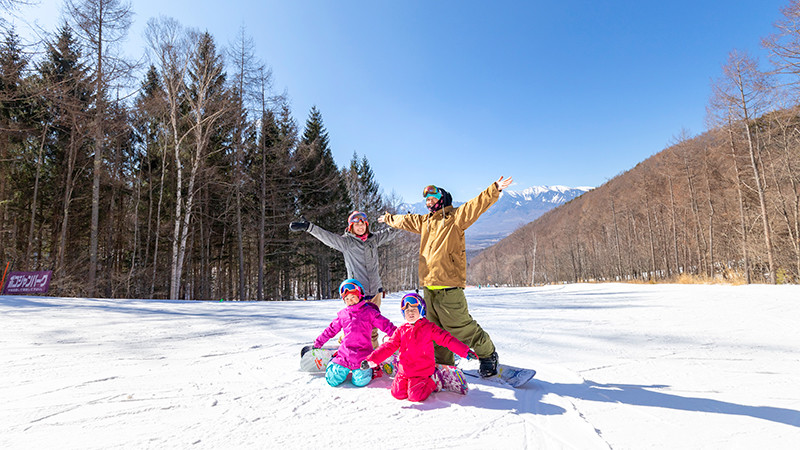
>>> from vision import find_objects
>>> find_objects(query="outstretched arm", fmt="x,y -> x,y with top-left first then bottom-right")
366,328 -> 401,365
379,212 -> 423,234
373,226 -> 400,246
306,223 -> 348,252
454,176 -> 512,229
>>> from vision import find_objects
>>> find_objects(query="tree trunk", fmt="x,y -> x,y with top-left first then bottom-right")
611,199 -> 622,280
151,140 -> 168,298
644,193 -> 657,280
57,126 -> 79,277
702,147 -> 716,278
727,121 -> 751,283
26,125 -> 48,268
668,176 -> 680,276
743,120 -> 776,283
88,16 -> 104,296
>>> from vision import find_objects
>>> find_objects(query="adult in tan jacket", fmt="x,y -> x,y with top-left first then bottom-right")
379,176 -> 513,377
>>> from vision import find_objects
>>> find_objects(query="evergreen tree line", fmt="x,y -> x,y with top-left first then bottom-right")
0,7 -> 419,300
469,2 -> 800,286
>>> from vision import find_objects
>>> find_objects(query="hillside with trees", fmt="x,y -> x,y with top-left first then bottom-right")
0,2 -> 418,299
469,2 -> 800,286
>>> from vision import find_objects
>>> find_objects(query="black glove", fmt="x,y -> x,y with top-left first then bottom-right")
289,220 -> 309,232
360,360 -> 371,370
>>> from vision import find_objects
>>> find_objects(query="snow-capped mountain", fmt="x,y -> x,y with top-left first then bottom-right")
398,185 -> 592,251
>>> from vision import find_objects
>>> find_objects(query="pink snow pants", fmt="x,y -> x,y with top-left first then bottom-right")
391,374 -> 436,402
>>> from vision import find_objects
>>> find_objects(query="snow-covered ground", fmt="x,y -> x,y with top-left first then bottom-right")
2,283 -> 799,449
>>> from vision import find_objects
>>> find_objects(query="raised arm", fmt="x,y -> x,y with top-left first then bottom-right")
372,226 -> 400,246
453,179 -> 505,229
379,212 -> 424,234
306,222 -> 349,252
366,327 -> 401,365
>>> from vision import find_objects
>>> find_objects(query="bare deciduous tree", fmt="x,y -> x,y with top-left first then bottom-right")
65,0 -> 132,295
710,50 -> 777,283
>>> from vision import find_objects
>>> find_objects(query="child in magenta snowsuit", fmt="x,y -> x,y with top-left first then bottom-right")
314,279 -> 396,387
364,293 -> 475,402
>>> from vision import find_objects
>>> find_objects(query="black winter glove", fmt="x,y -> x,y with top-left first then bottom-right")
289,220 -> 310,232
360,360 -> 371,370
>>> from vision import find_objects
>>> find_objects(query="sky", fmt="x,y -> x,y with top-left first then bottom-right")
4,0 -> 791,203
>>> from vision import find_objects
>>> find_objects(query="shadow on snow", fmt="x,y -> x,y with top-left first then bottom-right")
462,377 -> 800,428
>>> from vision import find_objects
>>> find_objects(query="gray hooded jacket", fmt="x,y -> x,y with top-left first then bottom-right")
307,223 -> 398,297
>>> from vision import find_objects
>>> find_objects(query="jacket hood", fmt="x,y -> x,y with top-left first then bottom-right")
441,188 -> 453,208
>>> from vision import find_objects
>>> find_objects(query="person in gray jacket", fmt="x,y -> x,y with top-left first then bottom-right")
290,211 -> 398,347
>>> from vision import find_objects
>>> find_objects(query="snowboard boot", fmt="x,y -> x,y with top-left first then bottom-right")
431,370 -> 443,392
478,351 -> 498,377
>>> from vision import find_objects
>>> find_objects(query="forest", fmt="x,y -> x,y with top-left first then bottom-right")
469,2 -> 800,286
0,1 -> 420,300
5,1 -> 800,301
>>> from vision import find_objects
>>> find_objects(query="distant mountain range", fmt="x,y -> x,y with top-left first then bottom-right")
399,185 -> 593,253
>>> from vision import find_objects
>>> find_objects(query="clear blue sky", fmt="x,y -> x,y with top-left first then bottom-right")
9,0 -> 790,202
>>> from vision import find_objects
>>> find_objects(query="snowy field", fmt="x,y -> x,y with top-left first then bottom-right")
1,283 -> 799,449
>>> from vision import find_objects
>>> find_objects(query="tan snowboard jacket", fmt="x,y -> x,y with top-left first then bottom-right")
383,183 -> 500,287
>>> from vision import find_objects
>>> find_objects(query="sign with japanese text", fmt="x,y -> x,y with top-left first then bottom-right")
2,271 -> 52,294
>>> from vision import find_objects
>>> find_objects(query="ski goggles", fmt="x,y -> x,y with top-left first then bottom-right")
422,185 -> 442,200
339,281 -> 363,298
348,211 -> 368,224
400,293 -> 425,316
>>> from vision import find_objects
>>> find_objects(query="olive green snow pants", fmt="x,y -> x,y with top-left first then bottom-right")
423,287 -> 495,365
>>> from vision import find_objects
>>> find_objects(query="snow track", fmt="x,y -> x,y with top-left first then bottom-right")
2,284 -> 799,449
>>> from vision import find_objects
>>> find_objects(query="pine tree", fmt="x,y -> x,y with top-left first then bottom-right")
293,106 -> 351,298
274,98 -> 298,300
65,0 -> 134,296
253,106 -> 294,300
343,151 -> 384,220
130,65 -> 168,298
227,26 -> 260,301
0,26 -> 28,264
37,24 -> 94,292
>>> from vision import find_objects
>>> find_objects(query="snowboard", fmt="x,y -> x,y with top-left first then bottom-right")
433,364 -> 469,395
462,363 -> 536,388
378,353 -> 398,376
299,346 -> 338,372
299,345 -> 398,376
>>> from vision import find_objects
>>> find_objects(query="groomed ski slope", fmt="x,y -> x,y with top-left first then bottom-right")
2,283 -> 799,449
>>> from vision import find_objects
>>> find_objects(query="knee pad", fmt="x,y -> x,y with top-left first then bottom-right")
350,367 -> 373,387
325,362 -> 350,387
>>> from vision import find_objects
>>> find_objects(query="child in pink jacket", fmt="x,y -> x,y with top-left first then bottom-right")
314,279 -> 396,387
363,293 -> 476,402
